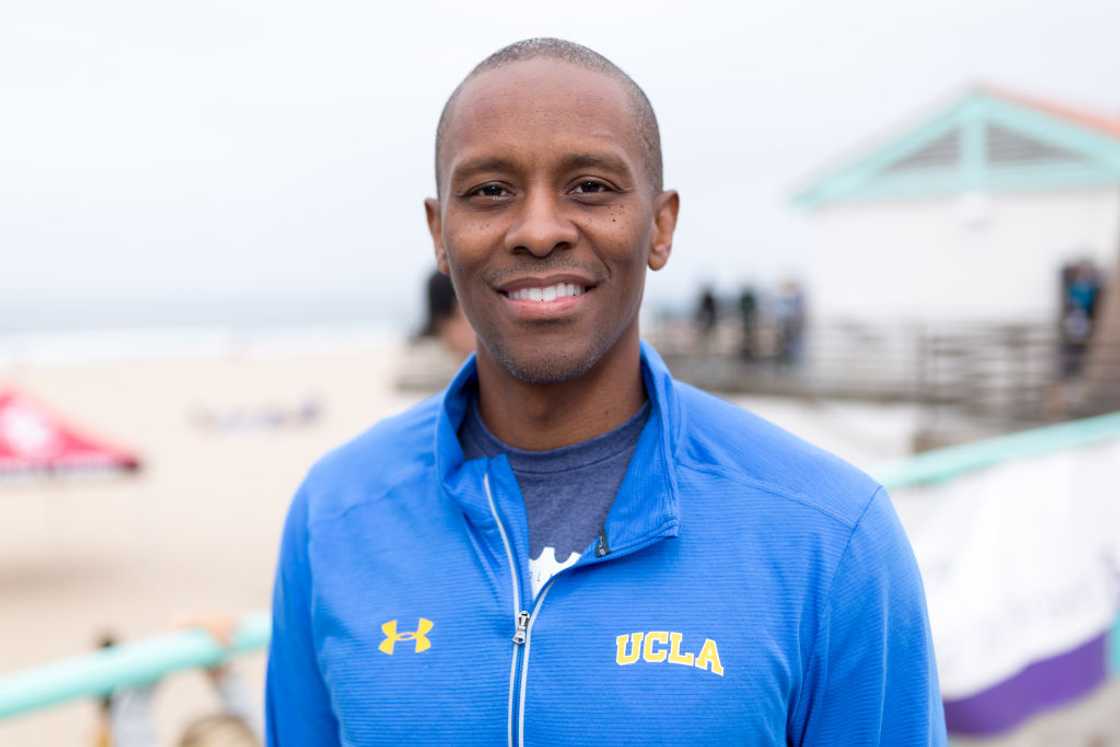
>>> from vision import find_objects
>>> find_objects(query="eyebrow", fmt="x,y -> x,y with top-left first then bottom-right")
449,156 -> 519,186
448,151 -> 635,188
557,152 -> 633,178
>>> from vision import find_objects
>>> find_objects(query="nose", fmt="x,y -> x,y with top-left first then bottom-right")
504,188 -> 579,258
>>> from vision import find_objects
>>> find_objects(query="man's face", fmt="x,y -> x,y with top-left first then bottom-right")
426,59 -> 678,384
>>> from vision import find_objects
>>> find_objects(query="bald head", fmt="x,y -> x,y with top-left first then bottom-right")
435,38 -> 663,194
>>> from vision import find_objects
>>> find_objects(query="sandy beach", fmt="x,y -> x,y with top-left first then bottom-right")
1,339 -> 424,744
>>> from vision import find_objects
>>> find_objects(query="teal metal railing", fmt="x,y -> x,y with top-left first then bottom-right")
875,410 -> 1120,488
0,613 -> 270,719
1,411 -> 1119,721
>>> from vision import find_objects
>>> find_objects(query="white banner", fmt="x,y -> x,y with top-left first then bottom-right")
891,439 -> 1120,698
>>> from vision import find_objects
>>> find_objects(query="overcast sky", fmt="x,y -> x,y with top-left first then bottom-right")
3,0 -> 1118,326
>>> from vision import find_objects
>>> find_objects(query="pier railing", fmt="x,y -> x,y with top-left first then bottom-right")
652,318 -> 1120,440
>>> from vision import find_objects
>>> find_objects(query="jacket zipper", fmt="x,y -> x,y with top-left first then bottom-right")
512,579 -> 555,746
512,611 -> 530,645
483,473 -> 671,746
483,473 -> 529,747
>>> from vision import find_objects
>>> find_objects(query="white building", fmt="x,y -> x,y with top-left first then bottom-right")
795,86 -> 1120,324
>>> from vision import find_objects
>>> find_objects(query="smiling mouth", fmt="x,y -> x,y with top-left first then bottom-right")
501,282 -> 589,303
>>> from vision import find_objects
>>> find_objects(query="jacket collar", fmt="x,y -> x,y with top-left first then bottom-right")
434,341 -> 682,547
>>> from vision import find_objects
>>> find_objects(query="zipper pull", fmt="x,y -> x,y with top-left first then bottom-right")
596,529 -> 610,558
512,610 -> 530,645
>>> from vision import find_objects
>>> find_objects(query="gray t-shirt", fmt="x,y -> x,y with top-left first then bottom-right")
460,399 -> 650,597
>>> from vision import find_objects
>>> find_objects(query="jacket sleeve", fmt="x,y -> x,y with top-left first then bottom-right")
265,483 -> 342,746
793,487 -> 948,746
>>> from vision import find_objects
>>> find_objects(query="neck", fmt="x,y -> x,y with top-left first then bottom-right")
475,332 -> 646,451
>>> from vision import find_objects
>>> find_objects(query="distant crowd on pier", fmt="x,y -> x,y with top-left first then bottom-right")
691,281 -> 808,367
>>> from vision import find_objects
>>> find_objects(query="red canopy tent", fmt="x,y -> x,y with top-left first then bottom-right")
0,390 -> 140,477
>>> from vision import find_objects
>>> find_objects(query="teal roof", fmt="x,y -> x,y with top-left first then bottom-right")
794,86 -> 1120,208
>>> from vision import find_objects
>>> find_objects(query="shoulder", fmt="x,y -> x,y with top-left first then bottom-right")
298,394 -> 442,525
673,382 -> 881,529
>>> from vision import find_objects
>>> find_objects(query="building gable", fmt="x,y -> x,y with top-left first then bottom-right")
794,87 -> 1120,208
884,130 -> 962,173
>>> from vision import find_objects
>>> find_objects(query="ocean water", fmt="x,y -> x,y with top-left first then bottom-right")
0,290 -> 414,333
0,293 -> 410,365
0,324 -> 412,366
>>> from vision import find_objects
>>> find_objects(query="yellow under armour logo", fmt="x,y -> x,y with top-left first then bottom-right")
378,618 -> 433,655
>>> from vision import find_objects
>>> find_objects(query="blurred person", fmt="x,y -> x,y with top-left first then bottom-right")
1069,260 -> 1104,322
92,633 -> 117,747
1061,260 -> 1105,378
737,285 -> 758,360
396,270 -> 476,391
176,713 -> 258,747
95,620 -> 260,747
267,38 -> 945,746
693,284 -> 718,347
775,279 -> 807,367
417,269 -> 476,359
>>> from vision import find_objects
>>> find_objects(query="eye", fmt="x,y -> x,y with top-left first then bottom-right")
467,183 -> 512,199
570,180 -> 614,195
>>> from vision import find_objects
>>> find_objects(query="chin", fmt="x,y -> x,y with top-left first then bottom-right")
488,338 -> 605,385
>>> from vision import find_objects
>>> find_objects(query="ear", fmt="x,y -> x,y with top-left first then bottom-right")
648,190 -> 679,272
424,198 -> 450,274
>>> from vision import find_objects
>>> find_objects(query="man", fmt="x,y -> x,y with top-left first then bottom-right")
266,38 -> 947,745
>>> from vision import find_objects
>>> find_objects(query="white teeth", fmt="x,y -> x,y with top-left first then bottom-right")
508,283 -> 587,302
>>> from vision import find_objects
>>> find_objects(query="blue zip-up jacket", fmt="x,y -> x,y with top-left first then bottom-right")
266,343 -> 947,746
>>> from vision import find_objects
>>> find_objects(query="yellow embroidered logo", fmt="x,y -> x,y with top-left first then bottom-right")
615,631 -> 724,676
378,618 -> 433,655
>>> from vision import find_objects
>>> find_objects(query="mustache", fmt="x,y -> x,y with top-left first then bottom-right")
482,259 -> 607,287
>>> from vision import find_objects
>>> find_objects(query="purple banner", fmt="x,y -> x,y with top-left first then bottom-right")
943,633 -> 1108,736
